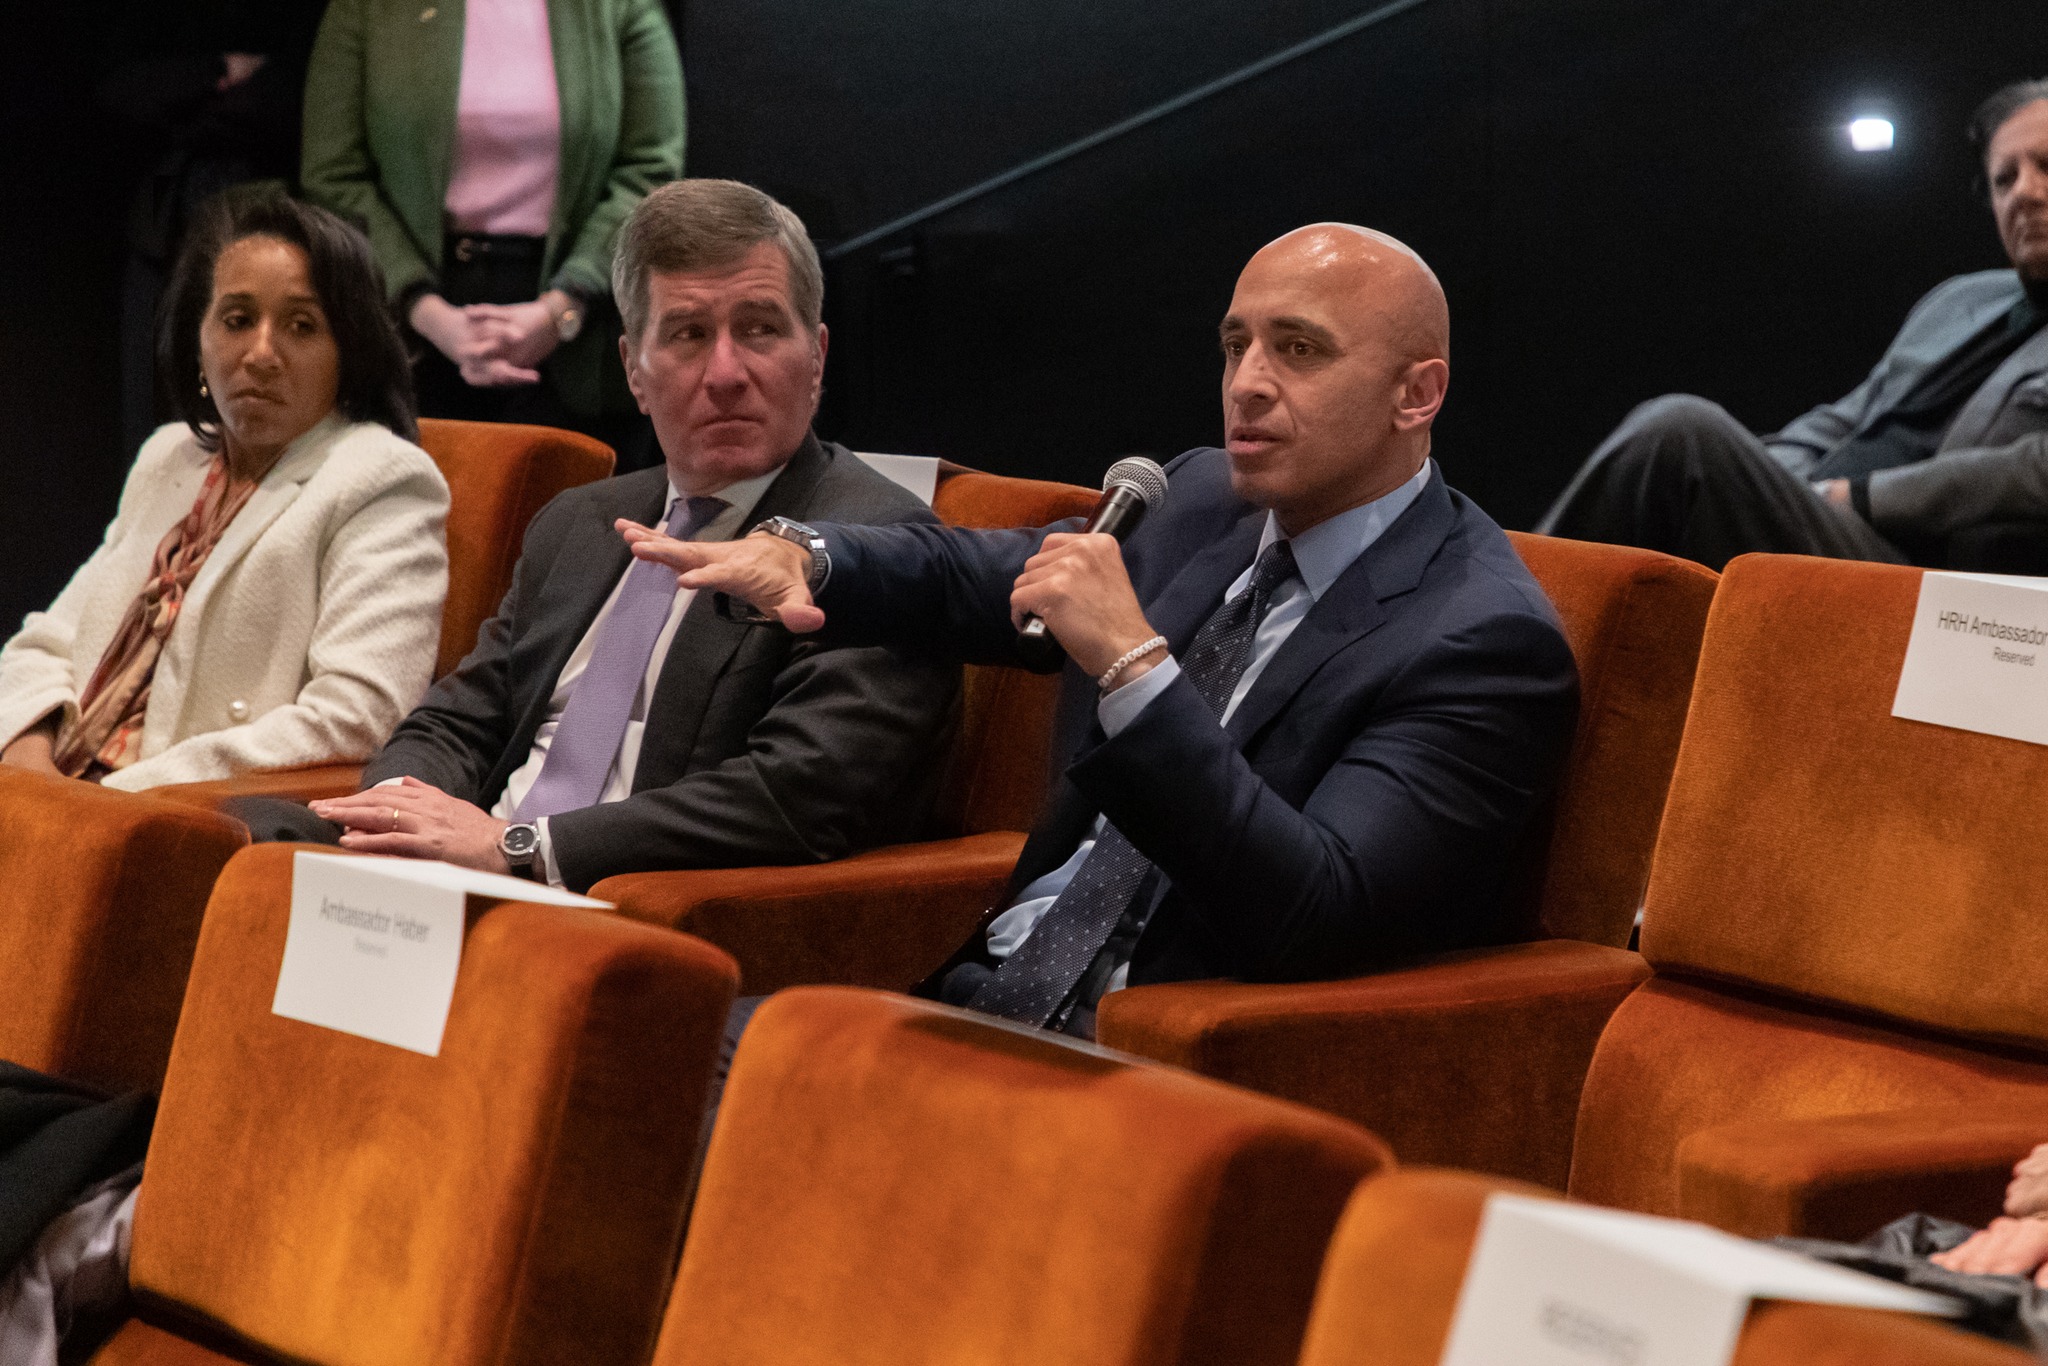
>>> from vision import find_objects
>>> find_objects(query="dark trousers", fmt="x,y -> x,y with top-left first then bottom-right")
222,795 -> 344,845
1536,394 -> 1908,571
421,233 -> 658,472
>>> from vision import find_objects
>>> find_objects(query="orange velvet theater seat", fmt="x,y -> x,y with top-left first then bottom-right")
155,418 -> 615,811
593,465 -> 1099,993
1298,1168 -> 2029,1366
655,988 -> 1392,1366
1565,553 -> 2048,1241
0,768 -> 246,1093
1099,533 -> 1715,1189
91,843 -> 738,1366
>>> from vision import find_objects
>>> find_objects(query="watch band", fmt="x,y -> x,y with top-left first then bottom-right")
753,516 -> 831,592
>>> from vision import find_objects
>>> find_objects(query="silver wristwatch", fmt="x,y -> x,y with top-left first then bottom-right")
752,515 -> 831,592
498,822 -> 542,878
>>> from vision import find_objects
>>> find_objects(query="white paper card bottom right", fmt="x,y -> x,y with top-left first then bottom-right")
1438,1196 -> 1959,1366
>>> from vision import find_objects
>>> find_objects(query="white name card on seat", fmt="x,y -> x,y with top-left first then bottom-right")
272,851 -> 608,1057
1438,1195 -> 1958,1366
1894,571 -> 2048,746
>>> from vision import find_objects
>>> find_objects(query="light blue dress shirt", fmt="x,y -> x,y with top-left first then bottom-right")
984,459 -> 1435,993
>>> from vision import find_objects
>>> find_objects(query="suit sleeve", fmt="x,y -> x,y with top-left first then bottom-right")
300,0 -> 436,302
1866,431 -> 2048,537
1067,606 -> 1579,979
544,637 -> 958,891
815,519 -> 1079,669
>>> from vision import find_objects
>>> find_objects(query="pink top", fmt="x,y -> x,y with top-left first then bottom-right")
444,0 -> 561,238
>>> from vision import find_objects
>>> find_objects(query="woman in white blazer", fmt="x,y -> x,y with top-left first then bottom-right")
0,194 -> 449,790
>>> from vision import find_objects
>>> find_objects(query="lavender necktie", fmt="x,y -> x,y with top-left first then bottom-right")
515,494 -> 725,820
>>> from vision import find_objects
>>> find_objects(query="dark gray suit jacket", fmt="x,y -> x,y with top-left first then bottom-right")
364,435 -> 958,891
1767,270 -> 2048,539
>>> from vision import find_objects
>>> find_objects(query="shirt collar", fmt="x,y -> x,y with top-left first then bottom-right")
1254,458 -> 1433,601
663,464 -> 785,538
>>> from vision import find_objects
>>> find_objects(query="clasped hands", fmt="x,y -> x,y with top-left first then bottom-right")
1928,1141 -> 2048,1282
410,293 -> 567,388
310,776 -> 512,875
620,521 -> 1167,686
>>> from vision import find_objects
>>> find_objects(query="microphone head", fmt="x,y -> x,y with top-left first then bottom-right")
1101,457 -> 1169,512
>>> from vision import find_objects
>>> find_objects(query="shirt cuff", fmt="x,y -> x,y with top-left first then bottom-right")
535,816 -> 567,889
1096,656 -> 1180,737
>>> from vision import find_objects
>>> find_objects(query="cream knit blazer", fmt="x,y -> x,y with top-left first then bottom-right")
0,416 -> 449,790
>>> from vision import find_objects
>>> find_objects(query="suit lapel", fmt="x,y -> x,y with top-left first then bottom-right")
1225,474 -> 1454,747
1146,510 -> 1267,655
1944,322 -> 2048,451
503,471 -> 665,756
636,436 -> 833,786
180,419 -> 341,627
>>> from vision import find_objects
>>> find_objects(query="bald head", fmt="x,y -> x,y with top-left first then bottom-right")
1218,223 -> 1453,534
1245,223 -> 1449,364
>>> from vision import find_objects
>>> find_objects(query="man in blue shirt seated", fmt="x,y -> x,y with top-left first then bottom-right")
630,222 -> 1580,1039
1539,78 -> 2048,571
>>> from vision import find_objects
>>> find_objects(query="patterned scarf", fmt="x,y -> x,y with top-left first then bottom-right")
54,457 -> 260,781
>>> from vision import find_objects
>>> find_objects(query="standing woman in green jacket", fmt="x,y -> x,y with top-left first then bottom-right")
301,0 -> 683,468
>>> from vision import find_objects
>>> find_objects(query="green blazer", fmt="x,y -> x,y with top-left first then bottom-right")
301,0 -> 685,415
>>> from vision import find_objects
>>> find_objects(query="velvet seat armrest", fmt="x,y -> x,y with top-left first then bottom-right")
588,831 -> 1028,995
150,763 -> 366,812
1098,940 -> 1649,1188
1677,1106 -> 2048,1240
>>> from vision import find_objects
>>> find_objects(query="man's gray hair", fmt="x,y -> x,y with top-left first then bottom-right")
612,179 -> 825,340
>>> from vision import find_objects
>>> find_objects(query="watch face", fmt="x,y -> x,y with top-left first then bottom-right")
502,825 -> 540,858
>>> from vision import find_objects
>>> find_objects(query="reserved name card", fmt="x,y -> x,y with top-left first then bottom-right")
1894,571 -> 2048,746
272,851 -> 608,1056
1438,1196 -> 1957,1366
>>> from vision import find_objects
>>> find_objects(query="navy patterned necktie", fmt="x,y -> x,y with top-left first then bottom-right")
968,539 -> 1299,1028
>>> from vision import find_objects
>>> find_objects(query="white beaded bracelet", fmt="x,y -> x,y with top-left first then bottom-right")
1097,634 -> 1169,692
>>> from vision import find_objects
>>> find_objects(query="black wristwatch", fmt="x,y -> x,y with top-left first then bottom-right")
498,822 -> 542,878
752,515 -> 831,591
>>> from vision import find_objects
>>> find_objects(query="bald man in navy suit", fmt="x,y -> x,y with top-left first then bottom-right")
632,223 -> 1579,1040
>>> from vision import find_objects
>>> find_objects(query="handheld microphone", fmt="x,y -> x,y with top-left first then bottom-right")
1018,456 -> 1170,663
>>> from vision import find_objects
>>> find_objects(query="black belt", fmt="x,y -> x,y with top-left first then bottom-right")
446,232 -> 545,265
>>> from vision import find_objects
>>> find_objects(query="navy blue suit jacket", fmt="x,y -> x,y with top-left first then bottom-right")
815,448 -> 1580,986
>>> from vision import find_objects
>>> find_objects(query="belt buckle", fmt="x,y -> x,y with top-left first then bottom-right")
453,237 -> 477,263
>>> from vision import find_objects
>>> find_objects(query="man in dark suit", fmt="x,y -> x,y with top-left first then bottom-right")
1539,78 -> 2048,571
234,180 -> 955,891
630,222 -> 1579,1038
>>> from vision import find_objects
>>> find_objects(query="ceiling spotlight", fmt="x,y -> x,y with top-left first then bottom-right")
1849,117 -> 1895,152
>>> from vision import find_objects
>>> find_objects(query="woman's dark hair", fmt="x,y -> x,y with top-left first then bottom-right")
1969,78 -> 2048,180
158,189 -> 418,448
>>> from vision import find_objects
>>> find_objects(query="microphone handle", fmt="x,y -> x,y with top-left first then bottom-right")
1016,485 -> 1152,657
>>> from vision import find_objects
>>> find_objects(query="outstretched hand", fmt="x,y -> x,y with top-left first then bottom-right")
622,521 -> 827,632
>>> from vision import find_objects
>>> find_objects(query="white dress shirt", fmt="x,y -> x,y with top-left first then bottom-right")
984,459 -> 1434,995
383,467 -> 780,885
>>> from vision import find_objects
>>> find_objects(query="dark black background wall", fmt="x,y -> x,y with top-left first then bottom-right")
5,0 -> 2044,637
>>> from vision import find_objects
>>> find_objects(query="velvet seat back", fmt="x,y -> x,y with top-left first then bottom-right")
658,988 -> 1391,1366
1503,532 -> 1716,946
416,418 -> 615,678
1571,553 -> 2048,1217
0,769 -> 246,1093
99,843 -> 738,1366
1297,1167 -> 2030,1366
929,467 -> 1099,836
